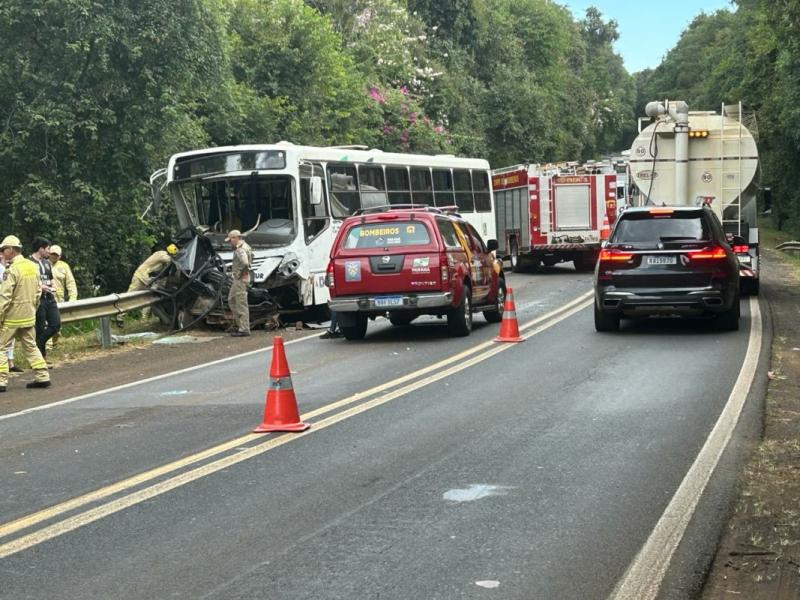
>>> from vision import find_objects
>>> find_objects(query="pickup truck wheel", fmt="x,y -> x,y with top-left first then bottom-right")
594,302 -> 620,332
447,284 -> 473,336
715,296 -> 740,331
483,279 -> 506,324
341,314 -> 368,340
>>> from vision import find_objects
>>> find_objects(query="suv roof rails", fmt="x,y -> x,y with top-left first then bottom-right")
353,204 -> 445,216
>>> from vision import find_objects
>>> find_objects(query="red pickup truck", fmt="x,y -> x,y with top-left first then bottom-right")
327,206 -> 506,340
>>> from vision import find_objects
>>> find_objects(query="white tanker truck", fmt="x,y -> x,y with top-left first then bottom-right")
628,100 -> 761,294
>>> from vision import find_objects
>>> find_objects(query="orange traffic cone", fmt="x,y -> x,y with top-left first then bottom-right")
494,287 -> 524,343
253,336 -> 310,433
600,212 -> 611,240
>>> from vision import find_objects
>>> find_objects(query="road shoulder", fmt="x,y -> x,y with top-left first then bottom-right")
702,246 -> 800,597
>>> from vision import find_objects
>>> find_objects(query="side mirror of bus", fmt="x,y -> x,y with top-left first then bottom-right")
486,239 -> 499,252
310,176 -> 323,205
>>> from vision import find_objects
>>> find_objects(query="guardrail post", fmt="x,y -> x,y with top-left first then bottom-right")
99,317 -> 113,349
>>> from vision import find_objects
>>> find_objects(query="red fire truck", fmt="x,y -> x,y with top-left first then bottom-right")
492,163 -> 617,272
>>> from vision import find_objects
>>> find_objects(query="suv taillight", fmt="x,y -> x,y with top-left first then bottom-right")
599,249 -> 634,262
325,261 -> 335,287
732,244 -> 749,254
688,245 -> 727,260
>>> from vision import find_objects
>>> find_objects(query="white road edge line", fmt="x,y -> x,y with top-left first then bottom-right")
0,332 -> 323,422
610,297 -> 763,600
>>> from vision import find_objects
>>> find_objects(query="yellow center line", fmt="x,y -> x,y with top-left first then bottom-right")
0,290 -> 593,545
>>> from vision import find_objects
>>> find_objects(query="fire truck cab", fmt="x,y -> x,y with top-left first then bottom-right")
492,162 -> 617,272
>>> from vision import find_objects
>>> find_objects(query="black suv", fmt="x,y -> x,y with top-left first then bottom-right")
594,206 -> 740,331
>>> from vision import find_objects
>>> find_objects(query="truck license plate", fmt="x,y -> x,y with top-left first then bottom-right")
375,296 -> 403,307
646,255 -> 676,265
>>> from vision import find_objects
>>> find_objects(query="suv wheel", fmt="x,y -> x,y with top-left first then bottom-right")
341,314 -> 368,340
594,302 -> 620,332
715,295 -> 740,331
742,278 -> 760,296
483,278 -> 506,324
447,283 -> 473,336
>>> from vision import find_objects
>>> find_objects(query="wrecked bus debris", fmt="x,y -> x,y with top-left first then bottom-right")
148,143 -> 496,329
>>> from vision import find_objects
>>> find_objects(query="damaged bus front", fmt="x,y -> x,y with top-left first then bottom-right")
151,144 -> 334,327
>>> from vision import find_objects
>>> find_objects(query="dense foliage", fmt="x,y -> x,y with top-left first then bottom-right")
23,0 -> 799,295
637,1 -> 800,233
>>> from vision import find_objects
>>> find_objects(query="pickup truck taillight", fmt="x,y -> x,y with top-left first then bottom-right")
325,261 -> 335,288
440,252 -> 449,283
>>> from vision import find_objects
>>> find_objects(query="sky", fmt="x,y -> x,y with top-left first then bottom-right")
564,0 -> 735,73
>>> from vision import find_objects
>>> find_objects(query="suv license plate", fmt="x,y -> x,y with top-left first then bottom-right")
738,255 -> 752,264
375,296 -> 404,307
646,255 -> 676,265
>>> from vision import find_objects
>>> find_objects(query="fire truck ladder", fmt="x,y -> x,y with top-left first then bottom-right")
719,101 -> 744,237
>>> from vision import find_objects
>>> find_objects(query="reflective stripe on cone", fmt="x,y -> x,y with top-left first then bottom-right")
494,287 -> 524,343
254,336 -> 310,433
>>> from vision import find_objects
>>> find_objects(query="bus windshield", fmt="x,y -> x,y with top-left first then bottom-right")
176,176 -> 296,247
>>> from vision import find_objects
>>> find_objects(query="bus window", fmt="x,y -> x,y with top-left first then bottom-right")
300,163 -> 329,243
359,165 -> 388,209
433,169 -> 455,207
410,168 -> 434,206
183,176 -> 296,245
386,167 -> 411,204
473,171 -> 491,212
327,164 -> 360,217
453,169 -> 475,213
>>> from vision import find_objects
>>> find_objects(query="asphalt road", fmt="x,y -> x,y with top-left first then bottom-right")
0,265 -> 763,599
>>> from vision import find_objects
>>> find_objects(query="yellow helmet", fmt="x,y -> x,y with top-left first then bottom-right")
166,243 -> 178,256
0,235 -> 22,250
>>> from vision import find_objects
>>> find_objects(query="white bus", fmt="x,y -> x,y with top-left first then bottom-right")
152,143 -> 495,311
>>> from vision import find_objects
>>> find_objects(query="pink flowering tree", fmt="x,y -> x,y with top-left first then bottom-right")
366,84 -> 452,154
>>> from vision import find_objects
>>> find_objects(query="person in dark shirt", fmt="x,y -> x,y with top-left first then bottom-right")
31,238 -> 61,359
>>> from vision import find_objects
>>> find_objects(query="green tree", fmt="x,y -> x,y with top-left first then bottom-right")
0,0 -> 227,293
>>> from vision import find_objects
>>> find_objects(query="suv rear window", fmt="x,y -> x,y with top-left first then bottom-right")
343,221 -> 432,249
612,212 -> 710,246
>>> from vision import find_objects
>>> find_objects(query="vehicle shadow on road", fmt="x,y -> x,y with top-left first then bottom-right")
616,314 -> 749,335
348,317 -> 499,345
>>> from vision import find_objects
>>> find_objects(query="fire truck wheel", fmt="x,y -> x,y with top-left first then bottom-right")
341,314 -> 369,340
447,283 -> 473,337
594,303 -> 620,332
510,240 -> 524,273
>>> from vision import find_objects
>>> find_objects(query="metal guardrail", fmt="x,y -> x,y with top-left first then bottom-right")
58,290 -> 160,324
776,241 -> 800,252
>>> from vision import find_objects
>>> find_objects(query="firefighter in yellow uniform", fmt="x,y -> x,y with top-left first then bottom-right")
46,245 -> 78,351
49,245 -> 78,302
0,236 -> 51,392
225,230 -> 253,337
128,244 -> 177,292
121,244 -> 177,324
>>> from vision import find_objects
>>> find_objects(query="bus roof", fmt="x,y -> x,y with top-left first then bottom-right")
166,143 -> 490,182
